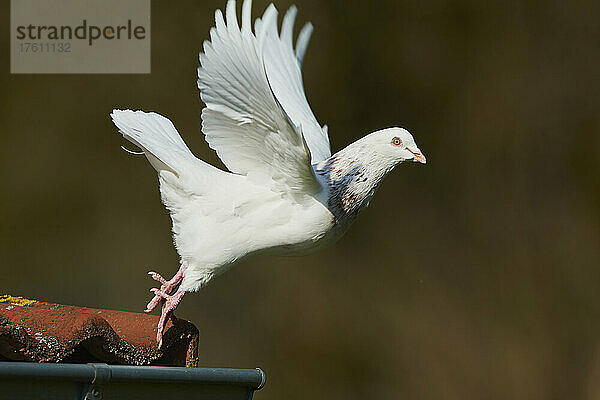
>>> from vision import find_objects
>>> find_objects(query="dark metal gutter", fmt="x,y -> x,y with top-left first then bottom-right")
0,361 -> 265,399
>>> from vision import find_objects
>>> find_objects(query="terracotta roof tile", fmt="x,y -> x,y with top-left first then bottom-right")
0,295 -> 198,367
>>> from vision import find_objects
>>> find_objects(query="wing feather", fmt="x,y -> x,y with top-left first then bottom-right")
197,0 -> 330,198
262,5 -> 330,162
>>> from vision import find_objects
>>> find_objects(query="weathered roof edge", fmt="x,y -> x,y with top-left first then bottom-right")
0,294 -> 199,366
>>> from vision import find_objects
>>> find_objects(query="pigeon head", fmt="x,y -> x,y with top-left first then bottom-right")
360,127 -> 426,165
315,127 -> 425,222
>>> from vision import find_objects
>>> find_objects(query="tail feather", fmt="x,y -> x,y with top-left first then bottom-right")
110,109 -> 195,176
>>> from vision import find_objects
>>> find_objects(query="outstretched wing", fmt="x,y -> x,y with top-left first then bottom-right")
261,4 -> 331,162
197,0 -> 330,198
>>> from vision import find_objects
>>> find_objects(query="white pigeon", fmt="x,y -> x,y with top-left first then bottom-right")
111,0 -> 426,346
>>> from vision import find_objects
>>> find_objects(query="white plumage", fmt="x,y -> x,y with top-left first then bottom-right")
111,0 -> 426,346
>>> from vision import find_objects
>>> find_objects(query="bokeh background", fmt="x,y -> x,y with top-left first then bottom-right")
1,0 -> 599,398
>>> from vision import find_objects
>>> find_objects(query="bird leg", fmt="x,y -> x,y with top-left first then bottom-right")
145,264 -> 186,312
144,264 -> 187,347
151,288 -> 185,348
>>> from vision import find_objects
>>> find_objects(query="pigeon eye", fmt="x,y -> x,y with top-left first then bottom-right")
391,137 -> 402,147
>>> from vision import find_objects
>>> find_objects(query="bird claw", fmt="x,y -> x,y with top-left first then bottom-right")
145,288 -> 162,312
154,289 -> 185,348
144,265 -> 186,313
145,291 -> 162,313
148,271 -> 168,285
143,265 -> 187,345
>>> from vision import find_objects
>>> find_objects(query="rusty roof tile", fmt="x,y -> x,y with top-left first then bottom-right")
0,295 -> 199,367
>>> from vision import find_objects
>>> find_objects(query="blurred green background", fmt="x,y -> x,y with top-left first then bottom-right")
1,0 -> 599,398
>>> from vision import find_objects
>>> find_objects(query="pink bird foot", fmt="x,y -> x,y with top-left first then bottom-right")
151,288 -> 185,348
145,265 -> 186,313
144,264 -> 187,347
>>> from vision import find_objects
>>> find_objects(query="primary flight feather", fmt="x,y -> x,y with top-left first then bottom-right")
111,0 -> 426,346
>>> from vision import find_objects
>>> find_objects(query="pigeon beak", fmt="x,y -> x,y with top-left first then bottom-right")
407,147 -> 427,164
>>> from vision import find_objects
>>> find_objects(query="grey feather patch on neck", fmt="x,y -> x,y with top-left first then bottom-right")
314,146 -> 395,223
